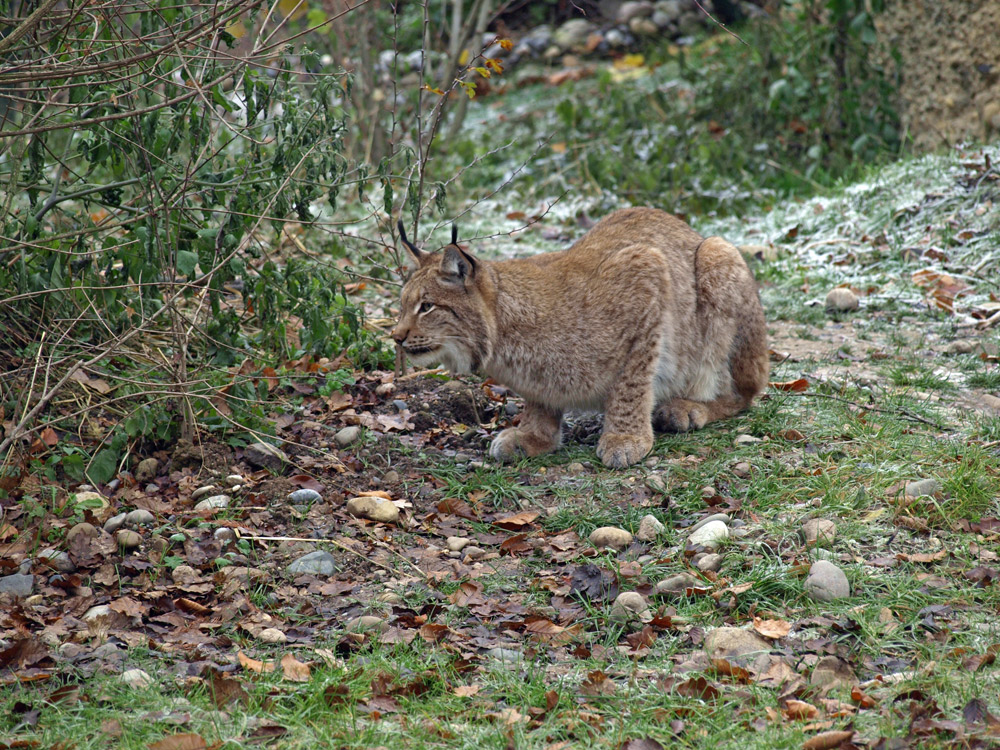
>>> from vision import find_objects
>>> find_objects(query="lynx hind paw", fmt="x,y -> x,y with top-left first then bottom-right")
489,428 -> 524,463
655,400 -> 709,433
596,432 -> 652,469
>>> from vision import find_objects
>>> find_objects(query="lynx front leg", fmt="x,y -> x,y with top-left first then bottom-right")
596,358 -> 657,470
489,402 -> 563,463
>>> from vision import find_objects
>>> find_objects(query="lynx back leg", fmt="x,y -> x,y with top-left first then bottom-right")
655,237 -> 769,433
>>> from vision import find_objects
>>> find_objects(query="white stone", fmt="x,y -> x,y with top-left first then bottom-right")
120,669 -> 154,688
688,520 -> 729,550
194,494 -> 231,511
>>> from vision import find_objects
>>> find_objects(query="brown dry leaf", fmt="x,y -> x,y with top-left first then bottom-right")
454,684 -> 480,697
962,643 -> 999,672
280,654 -> 311,682
801,729 -> 854,749
676,676 -> 720,701
449,581 -> 486,607
580,670 -> 616,696
493,511 -> 540,530
324,392 -> 353,411
418,623 -> 449,643
69,368 -> 112,394
753,616 -> 792,640
40,427 -> 59,447
237,651 -> 275,674
354,490 -> 392,500
784,699 -> 819,721
205,670 -> 249,708
850,685 -> 877,708
777,428 -> 806,442
755,657 -> 801,688
147,732 -> 207,750
769,378 -> 809,392
437,497 -> 478,519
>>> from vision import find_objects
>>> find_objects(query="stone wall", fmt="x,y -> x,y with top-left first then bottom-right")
874,0 -> 1000,150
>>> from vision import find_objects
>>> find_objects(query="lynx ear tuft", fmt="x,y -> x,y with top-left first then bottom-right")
451,224 -> 458,246
440,245 -> 477,283
398,219 -> 423,264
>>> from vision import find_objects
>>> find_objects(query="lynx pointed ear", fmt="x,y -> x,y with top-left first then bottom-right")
397,219 -> 423,264
451,224 -> 458,245
440,245 -> 477,283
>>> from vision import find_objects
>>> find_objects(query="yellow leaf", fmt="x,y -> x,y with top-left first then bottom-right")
551,142 -> 567,153
485,58 -> 503,74
226,20 -> 247,38
613,53 -> 645,70
498,38 -> 513,51
458,48 -> 470,66
474,66 -> 491,78
422,85 -> 445,95
277,0 -> 306,20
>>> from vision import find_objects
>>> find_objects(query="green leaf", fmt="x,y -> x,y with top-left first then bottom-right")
86,448 -> 118,485
176,250 -> 198,277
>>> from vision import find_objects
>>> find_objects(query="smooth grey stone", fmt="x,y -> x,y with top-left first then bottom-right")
905,478 -> 942,497
288,488 -> 322,503
144,484 -> 159,494
39,549 -> 75,573
0,573 -> 34,597
287,550 -> 338,576
191,485 -> 217,500
804,560 -> 851,601
125,509 -> 155,526
656,573 -> 700,595
104,513 -> 127,534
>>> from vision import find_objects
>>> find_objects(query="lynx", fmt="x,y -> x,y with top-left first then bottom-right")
392,207 -> 769,468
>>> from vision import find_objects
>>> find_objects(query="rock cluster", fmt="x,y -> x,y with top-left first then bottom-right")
374,0 -> 761,81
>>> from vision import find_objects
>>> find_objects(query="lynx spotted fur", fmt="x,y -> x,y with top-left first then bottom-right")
392,207 -> 769,468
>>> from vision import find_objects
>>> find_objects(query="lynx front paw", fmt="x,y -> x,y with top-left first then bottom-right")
655,399 -> 709,433
488,428 -> 523,463
596,432 -> 652,469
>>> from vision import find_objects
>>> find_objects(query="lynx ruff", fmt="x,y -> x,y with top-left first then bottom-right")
392,207 -> 769,469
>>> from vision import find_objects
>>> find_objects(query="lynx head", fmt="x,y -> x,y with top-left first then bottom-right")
392,221 -> 490,375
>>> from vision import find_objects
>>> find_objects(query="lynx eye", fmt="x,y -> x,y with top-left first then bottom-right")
418,301 -> 435,314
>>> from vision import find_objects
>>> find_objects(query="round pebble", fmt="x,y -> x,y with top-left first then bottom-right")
688,520 -> 729,550
589,526 -> 633,551
116,530 -> 141,549
194,495 -> 231,511
346,496 -> 399,524
288,488 -> 322,503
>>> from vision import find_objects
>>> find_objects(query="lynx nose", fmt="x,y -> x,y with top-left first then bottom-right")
391,325 -> 407,345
